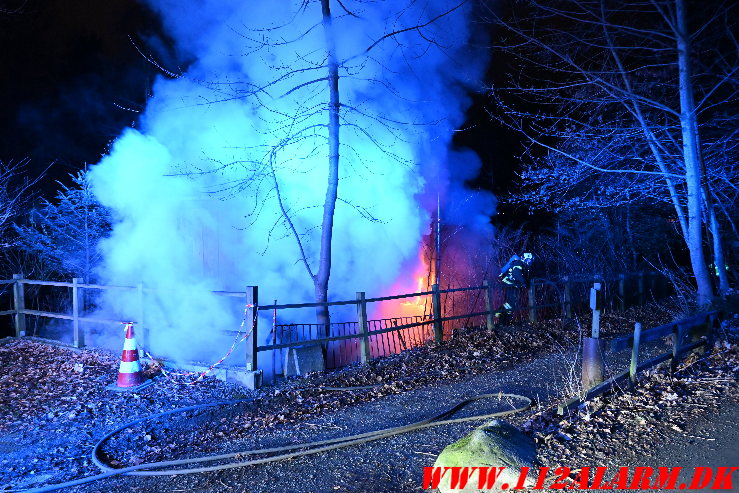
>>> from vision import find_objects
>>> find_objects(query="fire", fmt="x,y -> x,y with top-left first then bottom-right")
371,250 -> 431,321
359,233 -> 443,359
401,276 -> 426,309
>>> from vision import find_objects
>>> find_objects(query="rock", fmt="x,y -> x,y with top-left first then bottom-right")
284,345 -> 325,376
433,419 -> 537,493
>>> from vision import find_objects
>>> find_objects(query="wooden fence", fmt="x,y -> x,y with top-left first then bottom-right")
0,276 -> 147,348
0,271 -> 667,373
558,310 -> 722,415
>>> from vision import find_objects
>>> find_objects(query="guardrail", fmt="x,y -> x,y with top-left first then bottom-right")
0,275 -> 143,348
558,311 -> 722,415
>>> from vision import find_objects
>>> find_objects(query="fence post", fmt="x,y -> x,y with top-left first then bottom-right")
12,274 -> 26,337
590,282 -> 602,338
706,313 -> 718,351
356,291 -> 371,364
246,286 -> 258,371
630,322 -> 642,385
582,282 -> 605,390
638,272 -> 645,305
563,276 -> 572,318
618,274 -> 626,311
271,300 -> 277,383
671,324 -> 684,373
137,282 -> 146,355
483,280 -> 494,331
431,283 -> 443,343
528,282 -> 537,323
72,277 -> 85,348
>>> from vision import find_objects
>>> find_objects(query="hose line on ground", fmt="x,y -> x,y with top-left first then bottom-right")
22,392 -> 531,493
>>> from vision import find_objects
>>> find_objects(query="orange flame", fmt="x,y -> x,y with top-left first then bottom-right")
361,245 -> 435,358
371,250 -> 430,321
401,276 -> 426,308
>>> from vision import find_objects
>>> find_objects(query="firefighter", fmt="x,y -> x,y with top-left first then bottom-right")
494,253 -> 534,324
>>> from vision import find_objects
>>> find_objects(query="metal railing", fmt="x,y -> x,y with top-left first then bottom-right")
0,272 -> 668,374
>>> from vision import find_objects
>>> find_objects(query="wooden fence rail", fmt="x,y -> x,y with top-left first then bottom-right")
1,272 -> 667,373
558,311 -> 722,415
0,276 -> 144,348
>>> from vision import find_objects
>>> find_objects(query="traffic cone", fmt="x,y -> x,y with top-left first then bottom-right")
107,322 -> 153,392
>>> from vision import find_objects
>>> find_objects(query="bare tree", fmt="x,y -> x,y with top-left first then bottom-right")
313,0 -> 340,331
179,0 -> 477,333
0,159 -> 35,249
14,170 -> 111,282
486,0 -> 738,305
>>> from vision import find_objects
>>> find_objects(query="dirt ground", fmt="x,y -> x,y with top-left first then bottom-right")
0,299 -> 737,492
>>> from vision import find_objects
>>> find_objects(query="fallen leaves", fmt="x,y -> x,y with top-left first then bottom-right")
0,297 -> 734,487
534,336 -> 739,468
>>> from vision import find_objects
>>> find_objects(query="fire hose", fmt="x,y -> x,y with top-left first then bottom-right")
21,391 -> 532,492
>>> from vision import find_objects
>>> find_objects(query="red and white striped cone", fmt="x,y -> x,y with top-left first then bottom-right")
108,322 -> 153,391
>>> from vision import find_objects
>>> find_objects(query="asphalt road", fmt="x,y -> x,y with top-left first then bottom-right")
641,401 -> 739,492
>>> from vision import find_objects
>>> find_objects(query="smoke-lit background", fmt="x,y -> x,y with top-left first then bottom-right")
70,0 -> 494,362
2,0 -> 734,364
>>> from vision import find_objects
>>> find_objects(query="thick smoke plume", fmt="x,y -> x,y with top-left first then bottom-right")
88,0 -> 495,363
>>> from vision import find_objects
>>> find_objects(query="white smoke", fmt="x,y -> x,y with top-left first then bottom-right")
88,0 -> 494,363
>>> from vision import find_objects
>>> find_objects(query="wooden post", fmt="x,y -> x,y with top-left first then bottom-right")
630,322 -> 642,384
563,276 -> 572,318
671,324 -> 684,373
12,274 -> 26,337
431,283 -> 443,343
137,282 -> 146,355
582,337 -> 604,391
356,292 -> 371,364
638,272 -> 645,305
72,277 -> 85,348
705,314 -> 717,351
528,282 -> 537,323
272,299 -> 277,384
618,274 -> 626,311
246,286 -> 258,371
483,280 -> 494,331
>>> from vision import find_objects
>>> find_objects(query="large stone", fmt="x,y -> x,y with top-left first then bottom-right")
284,344 -> 325,376
433,419 -> 537,493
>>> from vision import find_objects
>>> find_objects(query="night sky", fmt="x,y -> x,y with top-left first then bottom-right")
1,0 -> 519,204
1,0 -> 170,186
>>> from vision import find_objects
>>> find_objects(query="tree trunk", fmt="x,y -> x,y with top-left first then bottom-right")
316,0 -> 340,336
696,141 -> 730,295
689,95 -> 730,296
604,25 -> 690,246
708,204 -> 730,294
676,0 -> 714,306
625,203 -> 637,270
